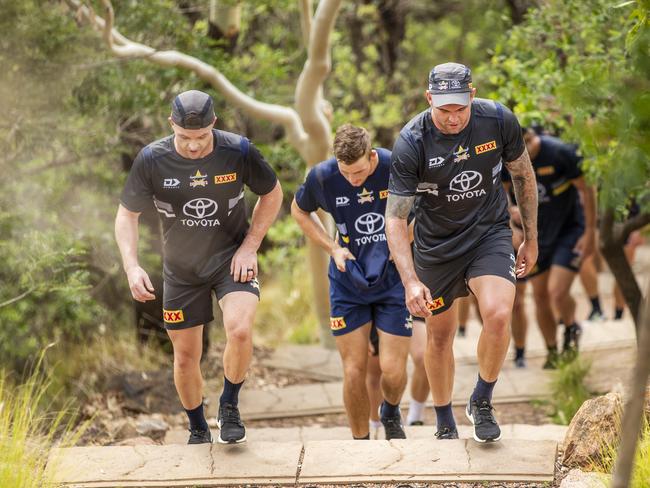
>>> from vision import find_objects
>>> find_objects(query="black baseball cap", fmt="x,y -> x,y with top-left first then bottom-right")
427,62 -> 473,107
170,90 -> 216,129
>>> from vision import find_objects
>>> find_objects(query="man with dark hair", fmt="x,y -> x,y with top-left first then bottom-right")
115,90 -> 283,444
504,127 -> 597,368
291,124 -> 411,440
386,63 -> 538,443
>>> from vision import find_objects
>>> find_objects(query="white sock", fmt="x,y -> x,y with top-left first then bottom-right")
369,419 -> 382,430
406,399 -> 425,425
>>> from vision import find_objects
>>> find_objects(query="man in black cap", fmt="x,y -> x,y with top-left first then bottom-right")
386,62 -> 539,442
115,89 -> 283,444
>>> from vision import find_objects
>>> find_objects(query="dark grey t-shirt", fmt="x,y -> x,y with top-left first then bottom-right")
121,129 -> 277,285
389,98 -> 525,266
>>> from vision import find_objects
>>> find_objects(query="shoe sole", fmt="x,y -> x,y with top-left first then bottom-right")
216,419 -> 247,444
465,405 -> 501,443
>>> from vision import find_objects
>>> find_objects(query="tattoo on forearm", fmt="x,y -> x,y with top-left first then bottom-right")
386,194 -> 415,219
506,150 -> 538,240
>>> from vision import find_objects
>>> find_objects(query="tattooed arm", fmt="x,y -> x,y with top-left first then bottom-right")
386,194 -> 433,317
505,148 -> 539,277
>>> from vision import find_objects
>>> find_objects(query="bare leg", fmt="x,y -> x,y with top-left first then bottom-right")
335,323 -> 371,438
530,271 -> 558,348
167,325 -> 204,409
220,292 -> 257,383
424,302 -> 459,406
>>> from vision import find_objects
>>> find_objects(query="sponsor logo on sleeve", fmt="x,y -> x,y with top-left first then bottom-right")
189,170 -> 208,188
379,189 -> 389,199
163,309 -> 184,323
427,297 -> 445,311
163,178 -> 180,188
475,140 -> 497,155
416,182 -> 439,196
330,316 -> 347,330
214,172 -> 237,184
357,187 -> 374,204
336,196 -> 350,207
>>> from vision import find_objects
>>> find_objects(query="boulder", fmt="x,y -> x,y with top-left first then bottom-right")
560,469 -> 608,488
135,415 -> 169,441
562,392 -> 622,468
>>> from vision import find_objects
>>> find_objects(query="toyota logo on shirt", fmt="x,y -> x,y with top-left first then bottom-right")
450,171 -> 482,192
447,171 -> 486,202
181,198 -> 220,227
355,213 -> 385,235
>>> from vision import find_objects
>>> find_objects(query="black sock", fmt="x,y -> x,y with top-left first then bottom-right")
458,324 -> 466,332
380,400 -> 400,418
515,347 -> 525,360
615,308 -> 624,320
185,402 -> 209,431
434,402 -> 456,430
354,433 -> 370,440
590,296 -> 602,313
220,376 -> 244,407
471,374 -> 497,403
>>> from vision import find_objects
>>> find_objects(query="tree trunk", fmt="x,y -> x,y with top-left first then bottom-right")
611,289 -> 650,488
599,208 -> 644,333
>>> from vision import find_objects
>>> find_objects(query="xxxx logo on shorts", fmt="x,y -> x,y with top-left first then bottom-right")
475,140 -> 497,155
427,297 -> 445,311
330,317 -> 347,330
163,309 -> 184,323
214,173 -> 237,184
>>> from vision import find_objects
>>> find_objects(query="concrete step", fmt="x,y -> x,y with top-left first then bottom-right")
164,423 -> 568,444
49,438 -> 558,487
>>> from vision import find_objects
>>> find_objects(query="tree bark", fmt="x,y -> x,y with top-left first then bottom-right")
599,208 -> 650,334
611,290 -> 650,488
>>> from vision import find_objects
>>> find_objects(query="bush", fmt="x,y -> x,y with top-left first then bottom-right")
549,356 -> 594,425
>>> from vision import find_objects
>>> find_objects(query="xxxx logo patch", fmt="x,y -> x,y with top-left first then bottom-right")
163,309 -> 184,323
379,190 -> 389,199
475,140 -> 497,155
330,317 -> 347,330
214,173 -> 237,184
427,297 -> 445,311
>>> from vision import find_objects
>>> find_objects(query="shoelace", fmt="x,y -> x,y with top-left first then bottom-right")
189,428 -> 210,439
435,427 -> 454,438
475,400 -> 496,425
221,405 -> 243,426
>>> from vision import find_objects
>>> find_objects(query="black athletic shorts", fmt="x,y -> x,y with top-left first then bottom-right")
528,224 -> 582,278
414,227 -> 516,316
162,265 -> 260,330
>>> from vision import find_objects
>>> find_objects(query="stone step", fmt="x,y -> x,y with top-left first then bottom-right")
48,438 -> 557,486
164,423 -> 568,445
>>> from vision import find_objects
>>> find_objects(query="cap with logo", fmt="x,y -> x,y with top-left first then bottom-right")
427,62 -> 473,107
171,90 -> 216,129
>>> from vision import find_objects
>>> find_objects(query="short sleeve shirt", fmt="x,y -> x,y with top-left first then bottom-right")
120,129 -> 277,285
295,148 -> 399,290
502,134 -> 584,248
389,98 -> 524,266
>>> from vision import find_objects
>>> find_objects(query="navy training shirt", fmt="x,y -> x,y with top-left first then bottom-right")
502,134 -> 584,248
120,129 -> 278,285
389,98 -> 525,266
294,148 -> 400,292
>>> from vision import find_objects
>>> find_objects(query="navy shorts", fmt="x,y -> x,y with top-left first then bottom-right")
415,227 -> 516,316
529,224 -> 583,278
329,272 -> 411,338
162,264 -> 260,330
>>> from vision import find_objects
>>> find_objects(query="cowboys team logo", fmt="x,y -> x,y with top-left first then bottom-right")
357,187 -> 374,204
189,170 -> 208,187
163,309 -> 184,323
437,80 -> 449,90
453,145 -> 470,163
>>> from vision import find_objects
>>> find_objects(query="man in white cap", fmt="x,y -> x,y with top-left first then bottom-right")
386,63 -> 538,442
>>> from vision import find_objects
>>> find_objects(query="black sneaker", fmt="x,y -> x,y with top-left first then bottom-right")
409,420 -> 424,426
562,323 -> 582,359
514,356 -> 526,369
188,427 -> 212,444
543,348 -> 560,369
434,426 -> 459,440
380,406 -> 406,440
465,398 -> 501,442
217,403 -> 246,444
